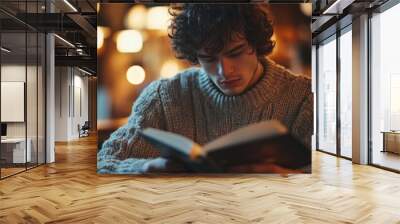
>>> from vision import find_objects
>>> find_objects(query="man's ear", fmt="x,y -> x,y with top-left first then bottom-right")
247,45 -> 257,55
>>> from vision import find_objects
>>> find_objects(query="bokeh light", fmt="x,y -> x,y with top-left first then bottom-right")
160,60 -> 180,79
125,5 -> 147,29
146,6 -> 171,31
98,26 -> 111,49
126,65 -> 146,85
116,30 -> 143,53
97,27 -> 104,49
300,3 -> 312,17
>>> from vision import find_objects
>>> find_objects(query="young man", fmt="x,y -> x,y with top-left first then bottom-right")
98,4 -> 313,174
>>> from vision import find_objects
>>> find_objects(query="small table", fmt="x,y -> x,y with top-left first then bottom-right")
381,131 -> 400,154
1,138 -> 32,163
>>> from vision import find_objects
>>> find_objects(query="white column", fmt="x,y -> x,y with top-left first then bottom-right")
46,1 -> 55,163
352,14 -> 369,164
311,45 -> 317,151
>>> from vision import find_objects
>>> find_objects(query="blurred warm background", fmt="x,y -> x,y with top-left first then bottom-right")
97,3 -> 311,147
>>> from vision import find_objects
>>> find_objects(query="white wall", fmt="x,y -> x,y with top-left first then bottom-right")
54,67 -> 89,141
1,65 -> 38,138
55,67 -> 69,141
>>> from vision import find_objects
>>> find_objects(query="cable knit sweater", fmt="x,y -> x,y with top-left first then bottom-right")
97,58 -> 313,174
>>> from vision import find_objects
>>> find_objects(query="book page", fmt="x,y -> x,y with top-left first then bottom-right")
138,128 -> 203,159
203,120 -> 288,153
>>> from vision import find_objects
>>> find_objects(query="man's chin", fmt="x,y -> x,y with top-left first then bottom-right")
219,87 -> 245,96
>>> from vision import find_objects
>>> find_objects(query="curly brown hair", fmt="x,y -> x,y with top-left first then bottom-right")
168,4 -> 275,64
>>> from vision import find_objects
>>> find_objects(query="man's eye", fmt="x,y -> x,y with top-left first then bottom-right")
202,57 -> 216,62
229,51 -> 242,57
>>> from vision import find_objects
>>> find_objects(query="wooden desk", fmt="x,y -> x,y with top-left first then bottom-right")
1,138 -> 31,163
381,131 -> 400,154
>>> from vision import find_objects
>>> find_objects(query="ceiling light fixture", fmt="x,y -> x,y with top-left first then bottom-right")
322,0 -> 355,15
78,67 -> 93,76
54,34 -> 75,48
1,47 -> 11,53
63,0 -> 78,12
322,0 -> 341,14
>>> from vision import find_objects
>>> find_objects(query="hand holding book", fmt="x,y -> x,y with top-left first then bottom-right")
138,120 -> 311,174
141,157 -> 186,173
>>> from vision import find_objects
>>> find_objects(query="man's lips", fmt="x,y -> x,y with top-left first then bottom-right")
219,77 -> 241,84
218,77 -> 242,87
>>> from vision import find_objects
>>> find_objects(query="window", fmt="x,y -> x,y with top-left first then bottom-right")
317,36 -> 337,154
339,28 -> 352,158
370,2 -> 400,171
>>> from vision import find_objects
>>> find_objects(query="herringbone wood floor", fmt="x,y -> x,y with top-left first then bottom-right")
1,135 -> 400,224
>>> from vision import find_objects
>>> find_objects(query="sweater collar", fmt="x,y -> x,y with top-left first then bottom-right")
198,57 -> 281,110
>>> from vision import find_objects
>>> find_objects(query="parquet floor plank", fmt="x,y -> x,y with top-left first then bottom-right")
0,135 -> 399,223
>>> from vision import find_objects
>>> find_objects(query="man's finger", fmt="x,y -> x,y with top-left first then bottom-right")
141,157 -> 186,173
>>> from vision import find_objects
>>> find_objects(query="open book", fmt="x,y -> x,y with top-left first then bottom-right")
137,120 -> 311,173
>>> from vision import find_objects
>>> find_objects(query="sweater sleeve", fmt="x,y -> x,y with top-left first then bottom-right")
291,92 -> 314,150
97,81 -> 166,174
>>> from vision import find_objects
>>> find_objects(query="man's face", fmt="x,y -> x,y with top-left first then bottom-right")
197,36 -> 262,96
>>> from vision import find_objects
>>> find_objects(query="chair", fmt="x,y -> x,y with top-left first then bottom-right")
78,121 -> 90,138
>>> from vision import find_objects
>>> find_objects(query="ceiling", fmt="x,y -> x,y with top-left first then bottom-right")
0,0 -> 97,75
311,0 -> 390,43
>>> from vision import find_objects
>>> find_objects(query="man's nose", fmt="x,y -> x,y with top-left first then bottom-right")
217,57 -> 233,79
